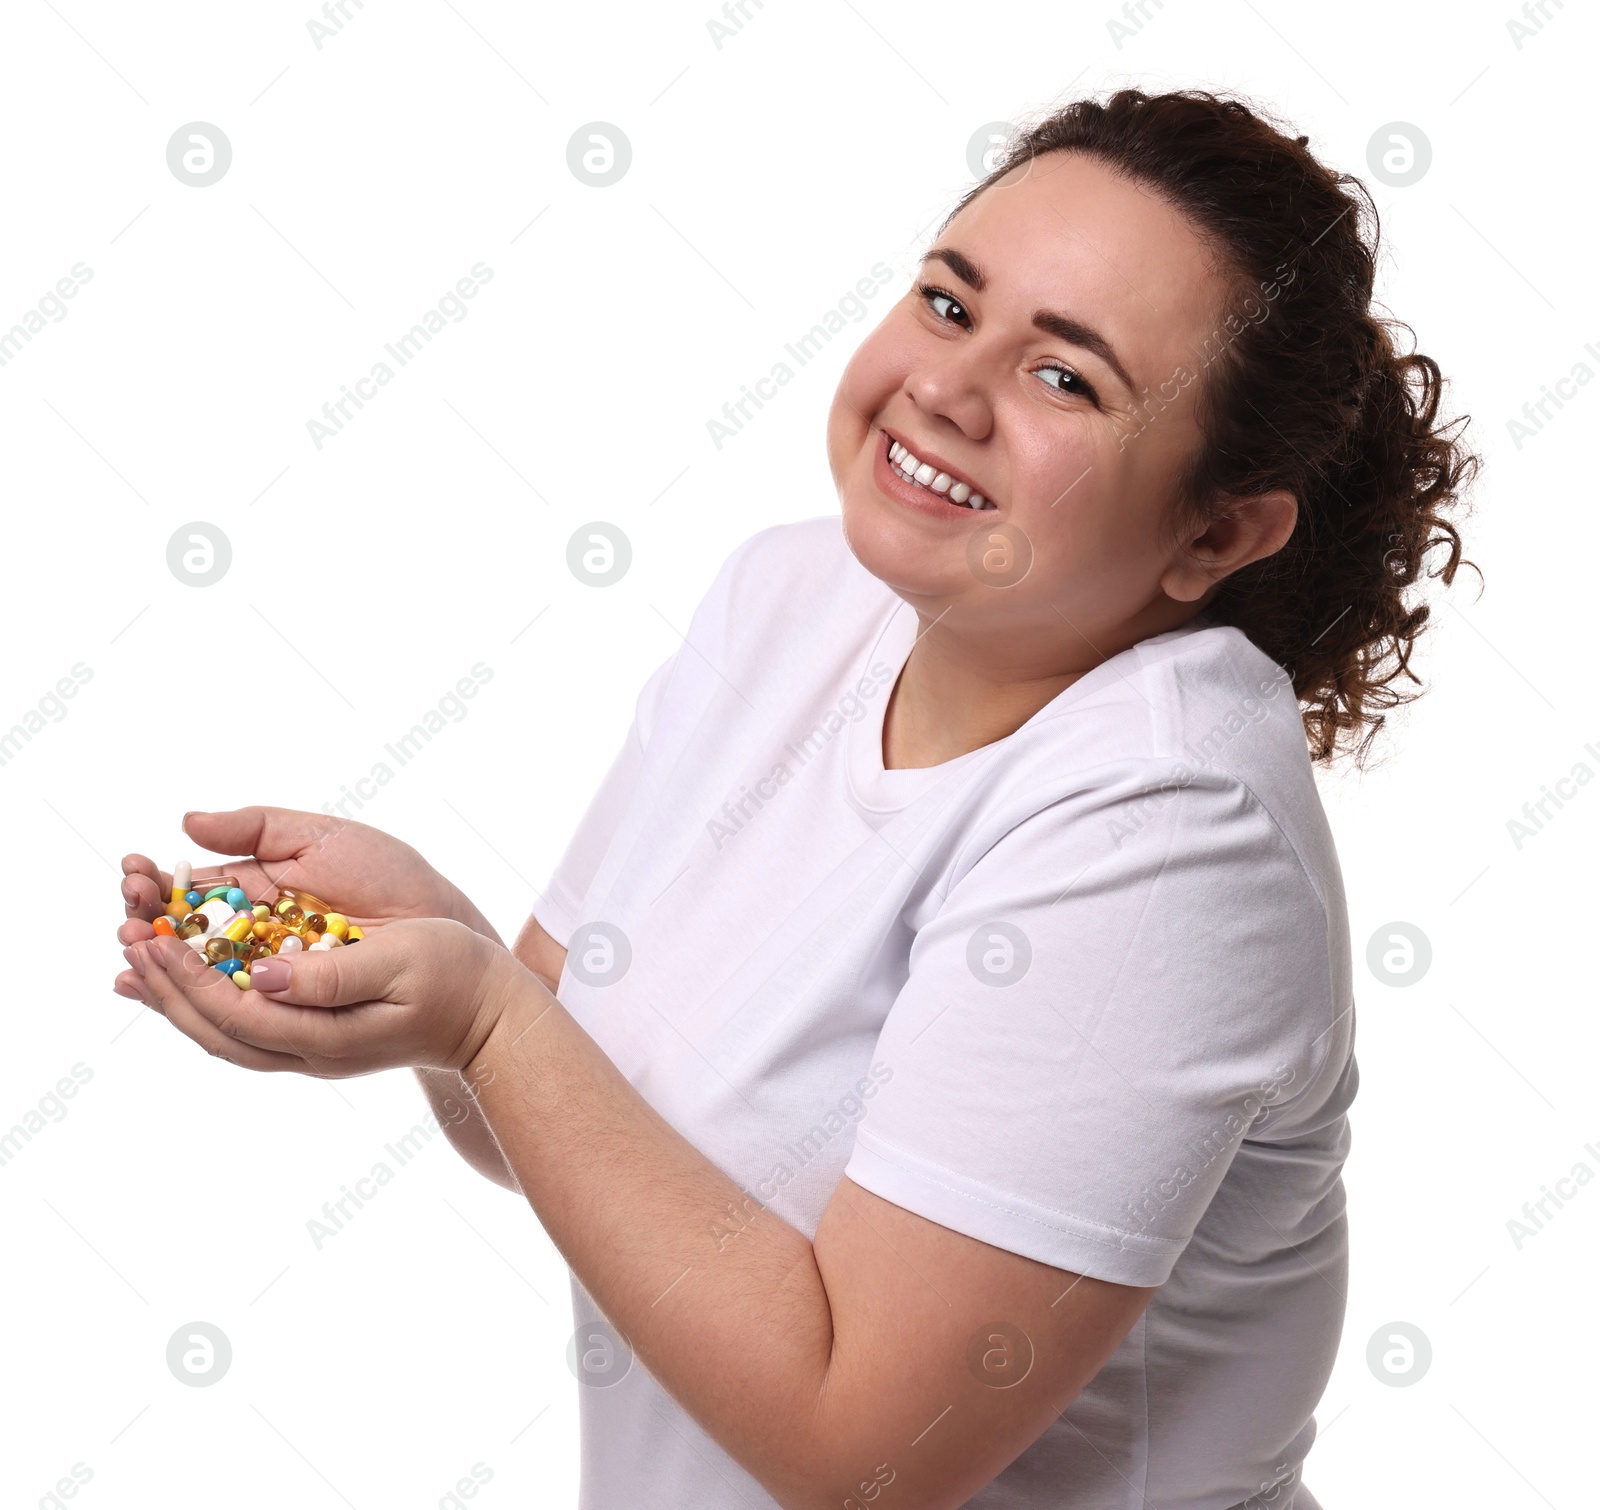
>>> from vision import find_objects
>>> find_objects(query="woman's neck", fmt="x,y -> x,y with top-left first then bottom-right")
881,600 -> 1205,771
881,641 -> 1076,771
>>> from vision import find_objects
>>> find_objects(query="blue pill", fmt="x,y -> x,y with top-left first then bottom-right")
215,958 -> 243,976
185,890 -> 203,908
225,888 -> 248,910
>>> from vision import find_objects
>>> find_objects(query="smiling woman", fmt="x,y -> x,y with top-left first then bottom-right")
118,87 -> 1476,1510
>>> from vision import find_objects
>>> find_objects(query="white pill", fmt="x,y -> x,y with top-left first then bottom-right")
197,898 -> 235,934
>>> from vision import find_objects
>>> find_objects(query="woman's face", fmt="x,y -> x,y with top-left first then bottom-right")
829,150 -> 1257,664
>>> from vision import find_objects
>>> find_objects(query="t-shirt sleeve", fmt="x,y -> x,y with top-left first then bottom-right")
530,650 -> 676,949
842,763 -> 1338,1288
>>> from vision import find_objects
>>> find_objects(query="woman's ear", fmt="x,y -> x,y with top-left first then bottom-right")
1159,488 -> 1298,604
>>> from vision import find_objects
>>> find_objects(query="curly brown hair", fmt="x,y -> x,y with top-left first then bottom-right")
948,89 -> 1479,764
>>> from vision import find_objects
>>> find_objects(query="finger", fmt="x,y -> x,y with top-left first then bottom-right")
134,940 -> 314,1072
184,807 -> 343,865
118,918 -> 157,946
249,933 -> 400,1011
120,863 -> 168,921
121,852 -> 169,890
112,968 -> 144,1000
150,935 -> 382,1064
224,936 -> 412,1061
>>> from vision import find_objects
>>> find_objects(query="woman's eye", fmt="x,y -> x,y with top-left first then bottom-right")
1035,364 -> 1098,404
919,285 -> 970,328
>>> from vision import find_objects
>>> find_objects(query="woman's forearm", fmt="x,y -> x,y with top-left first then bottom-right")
466,961 -> 842,1507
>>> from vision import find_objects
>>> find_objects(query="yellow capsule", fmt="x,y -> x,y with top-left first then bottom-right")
346,925 -> 364,942
222,916 -> 254,943
233,969 -> 253,990
323,912 -> 349,940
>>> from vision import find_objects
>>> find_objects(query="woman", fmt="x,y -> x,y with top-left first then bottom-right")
116,90 -> 1474,1510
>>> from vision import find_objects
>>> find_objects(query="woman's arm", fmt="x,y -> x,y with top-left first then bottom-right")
122,907 -> 1154,1509
465,955 -> 1156,1510
414,907 -> 566,1193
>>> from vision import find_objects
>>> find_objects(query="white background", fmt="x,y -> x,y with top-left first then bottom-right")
0,1 -> 1593,1506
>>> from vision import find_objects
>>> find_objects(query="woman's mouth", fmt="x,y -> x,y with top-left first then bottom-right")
883,431 -> 997,510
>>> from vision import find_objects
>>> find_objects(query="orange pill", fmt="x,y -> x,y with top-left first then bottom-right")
152,916 -> 177,937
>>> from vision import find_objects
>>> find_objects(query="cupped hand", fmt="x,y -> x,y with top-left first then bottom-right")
121,916 -> 523,1077
114,807 -> 467,1002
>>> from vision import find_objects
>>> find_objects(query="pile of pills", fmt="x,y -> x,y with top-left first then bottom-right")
150,860 -> 364,991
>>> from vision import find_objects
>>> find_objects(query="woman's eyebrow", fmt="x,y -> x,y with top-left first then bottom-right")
920,246 -> 1137,396
1032,310 -> 1137,396
922,245 -> 988,291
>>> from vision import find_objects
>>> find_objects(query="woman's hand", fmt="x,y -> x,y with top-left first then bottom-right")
120,806 -> 459,927
113,807 -> 491,1002
120,916 -> 523,1077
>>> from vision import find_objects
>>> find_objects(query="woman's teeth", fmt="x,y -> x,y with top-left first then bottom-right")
888,440 -> 994,509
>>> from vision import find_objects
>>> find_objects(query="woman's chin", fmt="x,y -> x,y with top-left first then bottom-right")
840,492 -> 975,603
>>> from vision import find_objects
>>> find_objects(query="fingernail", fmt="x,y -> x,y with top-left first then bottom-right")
123,946 -> 145,977
251,958 -> 291,992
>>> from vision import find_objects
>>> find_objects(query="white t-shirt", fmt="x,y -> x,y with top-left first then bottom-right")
532,516 -> 1355,1510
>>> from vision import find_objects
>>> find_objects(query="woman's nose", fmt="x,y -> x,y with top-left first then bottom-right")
903,349 -> 995,442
